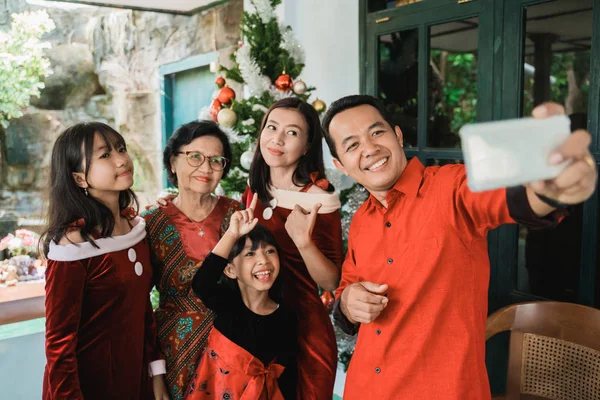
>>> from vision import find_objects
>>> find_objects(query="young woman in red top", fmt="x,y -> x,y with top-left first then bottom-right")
241,97 -> 343,399
42,122 -> 168,399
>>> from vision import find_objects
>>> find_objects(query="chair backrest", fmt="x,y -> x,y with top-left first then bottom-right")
485,301 -> 600,400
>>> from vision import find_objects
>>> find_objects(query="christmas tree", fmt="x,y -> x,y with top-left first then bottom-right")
199,0 -> 326,197
200,0 -> 369,370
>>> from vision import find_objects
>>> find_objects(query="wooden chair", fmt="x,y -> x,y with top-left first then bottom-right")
485,301 -> 600,400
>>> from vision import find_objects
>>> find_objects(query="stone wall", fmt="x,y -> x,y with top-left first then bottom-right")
0,0 -> 243,229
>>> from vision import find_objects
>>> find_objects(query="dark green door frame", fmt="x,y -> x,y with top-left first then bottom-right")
497,0 -> 599,309
361,0 -> 495,162
359,0 -> 600,309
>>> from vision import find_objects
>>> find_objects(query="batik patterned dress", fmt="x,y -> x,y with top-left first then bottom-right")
142,197 -> 243,399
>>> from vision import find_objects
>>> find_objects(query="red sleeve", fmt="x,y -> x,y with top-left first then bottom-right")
333,226 -> 360,335
144,294 -> 162,367
313,210 -> 344,268
335,227 -> 358,301
241,186 -> 251,208
439,165 -> 515,237
44,259 -> 86,399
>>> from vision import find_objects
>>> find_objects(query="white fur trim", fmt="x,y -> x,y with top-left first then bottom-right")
271,188 -> 341,213
47,217 -> 147,262
148,360 -> 166,377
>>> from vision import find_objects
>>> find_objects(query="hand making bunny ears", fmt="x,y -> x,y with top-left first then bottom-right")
227,193 -> 259,237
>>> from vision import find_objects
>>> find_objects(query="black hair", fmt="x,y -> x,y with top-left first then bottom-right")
322,94 -> 395,159
249,97 -> 333,203
42,122 -> 139,255
163,120 -> 233,187
222,224 -> 285,303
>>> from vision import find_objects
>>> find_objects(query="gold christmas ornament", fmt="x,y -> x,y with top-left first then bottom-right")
293,79 -> 307,95
217,108 -> 237,128
312,98 -> 326,113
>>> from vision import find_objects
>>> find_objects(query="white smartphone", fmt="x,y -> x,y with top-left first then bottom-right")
459,115 -> 571,192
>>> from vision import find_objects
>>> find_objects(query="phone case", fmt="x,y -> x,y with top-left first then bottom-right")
458,115 -> 571,192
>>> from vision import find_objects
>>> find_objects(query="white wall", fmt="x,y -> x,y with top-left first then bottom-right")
242,0 -> 360,105
283,0 -> 359,184
282,0 -> 360,105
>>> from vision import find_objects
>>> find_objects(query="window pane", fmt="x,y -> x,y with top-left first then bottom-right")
516,0 -> 592,302
368,0 -> 423,13
426,159 -> 462,167
378,29 -> 419,148
428,18 -> 479,148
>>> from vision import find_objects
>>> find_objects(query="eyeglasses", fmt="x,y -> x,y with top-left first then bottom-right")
175,151 -> 228,171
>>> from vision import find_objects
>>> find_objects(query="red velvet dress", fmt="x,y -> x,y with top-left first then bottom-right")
242,178 -> 343,400
43,216 -> 161,400
142,197 -> 243,399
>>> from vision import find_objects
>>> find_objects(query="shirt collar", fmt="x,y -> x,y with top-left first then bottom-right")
392,157 -> 425,197
367,157 -> 425,209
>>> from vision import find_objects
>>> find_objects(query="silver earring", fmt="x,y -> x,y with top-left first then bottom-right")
84,188 -> 88,196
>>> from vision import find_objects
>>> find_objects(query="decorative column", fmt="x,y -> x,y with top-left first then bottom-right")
529,33 -> 557,107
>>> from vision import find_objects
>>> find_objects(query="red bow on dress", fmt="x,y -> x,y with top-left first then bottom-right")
309,172 -> 330,191
240,360 -> 285,400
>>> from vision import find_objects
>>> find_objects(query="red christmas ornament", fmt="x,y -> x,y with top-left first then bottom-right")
215,76 -> 226,88
275,73 -> 293,92
209,99 -> 222,122
217,87 -> 236,105
320,291 -> 335,312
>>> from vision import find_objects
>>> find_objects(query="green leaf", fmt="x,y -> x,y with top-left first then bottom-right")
0,10 -> 54,124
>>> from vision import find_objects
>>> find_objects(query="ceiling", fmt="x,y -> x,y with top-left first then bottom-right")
42,0 -> 230,15
430,0 -> 592,54
379,0 -> 592,55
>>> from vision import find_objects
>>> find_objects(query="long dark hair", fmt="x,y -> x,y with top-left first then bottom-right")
249,97 -> 332,203
42,122 -> 139,255
223,224 -> 285,303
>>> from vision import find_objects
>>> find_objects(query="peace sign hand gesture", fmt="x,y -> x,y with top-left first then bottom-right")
227,193 -> 259,237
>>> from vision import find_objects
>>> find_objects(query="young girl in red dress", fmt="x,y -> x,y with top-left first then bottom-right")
42,122 -> 168,399
185,194 -> 297,399
243,98 -> 343,399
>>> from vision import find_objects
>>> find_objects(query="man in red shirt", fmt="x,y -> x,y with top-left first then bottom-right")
321,95 -> 597,399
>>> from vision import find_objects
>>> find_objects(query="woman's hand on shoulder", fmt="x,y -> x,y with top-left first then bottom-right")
145,194 -> 177,211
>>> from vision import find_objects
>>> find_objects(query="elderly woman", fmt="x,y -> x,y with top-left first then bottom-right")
142,120 -> 243,399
